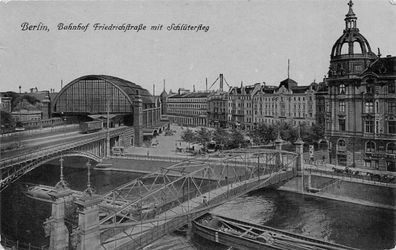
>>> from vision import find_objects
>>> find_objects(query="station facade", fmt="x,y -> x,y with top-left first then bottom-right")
52,75 -> 166,147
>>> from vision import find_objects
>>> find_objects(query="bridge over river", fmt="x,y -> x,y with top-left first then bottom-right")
34,144 -> 301,250
0,126 -> 134,191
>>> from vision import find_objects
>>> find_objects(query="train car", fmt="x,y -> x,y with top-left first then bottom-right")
80,120 -> 103,134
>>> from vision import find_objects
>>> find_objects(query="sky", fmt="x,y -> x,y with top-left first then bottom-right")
0,0 -> 395,94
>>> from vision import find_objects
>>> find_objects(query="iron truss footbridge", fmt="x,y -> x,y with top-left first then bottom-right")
89,148 -> 299,249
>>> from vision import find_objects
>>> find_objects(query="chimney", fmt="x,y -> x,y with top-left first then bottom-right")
206,77 -> 208,91
219,74 -> 224,92
163,79 -> 166,91
153,84 -> 155,96
193,85 -> 196,92
61,80 -> 63,89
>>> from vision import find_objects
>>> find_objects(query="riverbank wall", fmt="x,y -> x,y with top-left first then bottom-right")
279,175 -> 396,210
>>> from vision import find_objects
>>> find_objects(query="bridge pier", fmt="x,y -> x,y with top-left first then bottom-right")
75,194 -> 101,250
45,188 -> 74,250
295,138 -> 304,172
134,93 -> 143,147
275,135 -> 283,168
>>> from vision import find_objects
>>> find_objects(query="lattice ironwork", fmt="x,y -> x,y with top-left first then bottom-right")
96,149 -> 297,247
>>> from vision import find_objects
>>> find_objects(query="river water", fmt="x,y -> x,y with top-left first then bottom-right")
1,157 -> 395,249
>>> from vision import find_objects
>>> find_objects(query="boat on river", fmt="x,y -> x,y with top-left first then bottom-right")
192,213 -> 358,250
22,183 -> 82,203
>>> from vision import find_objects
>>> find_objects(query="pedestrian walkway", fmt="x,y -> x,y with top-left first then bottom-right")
125,125 -> 195,158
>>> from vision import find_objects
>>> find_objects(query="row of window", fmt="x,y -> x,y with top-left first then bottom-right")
338,119 -> 396,134
168,98 -> 207,103
167,104 -> 206,109
334,101 -> 396,114
337,140 -> 396,154
337,82 -> 395,95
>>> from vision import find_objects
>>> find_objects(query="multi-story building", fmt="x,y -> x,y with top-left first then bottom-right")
0,96 -> 12,113
228,83 -> 260,130
315,81 -> 328,128
325,0 -> 396,171
164,88 -> 210,126
207,74 -> 229,128
207,90 -> 229,128
252,79 -> 317,127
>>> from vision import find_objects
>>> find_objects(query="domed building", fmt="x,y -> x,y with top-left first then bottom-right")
325,1 -> 396,171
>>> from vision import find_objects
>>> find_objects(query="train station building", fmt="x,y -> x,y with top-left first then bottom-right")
52,75 -> 167,147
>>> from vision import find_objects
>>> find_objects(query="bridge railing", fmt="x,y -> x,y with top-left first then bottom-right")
306,168 -> 396,188
0,234 -> 46,250
105,169 -> 296,250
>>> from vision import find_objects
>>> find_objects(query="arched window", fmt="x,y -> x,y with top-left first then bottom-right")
339,84 -> 346,94
353,42 -> 363,54
387,143 -> 396,154
366,141 -> 376,153
341,43 -> 349,55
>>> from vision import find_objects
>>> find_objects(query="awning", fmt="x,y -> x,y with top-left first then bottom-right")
143,128 -> 156,136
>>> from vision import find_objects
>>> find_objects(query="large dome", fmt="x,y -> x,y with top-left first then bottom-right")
330,0 -> 374,58
328,0 -> 377,78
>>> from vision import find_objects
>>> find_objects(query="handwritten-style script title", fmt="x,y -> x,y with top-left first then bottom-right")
20,22 -> 210,33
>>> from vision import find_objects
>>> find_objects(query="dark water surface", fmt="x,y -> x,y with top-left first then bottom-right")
211,189 -> 396,250
1,157 -> 395,249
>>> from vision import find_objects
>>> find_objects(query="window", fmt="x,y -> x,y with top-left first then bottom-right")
365,101 -> 374,113
366,141 -> 375,153
338,139 -> 346,147
366,85 -> 374,94
389,121 -> 396,134
389,83 -> 395,94
339,101 -> 346,112
365,120 -> 374,133
339,119 -> 346,131
387,161 -> 396,172
389,102 -> 396,114
387,143 -> 396,154
339,84 -> 346,94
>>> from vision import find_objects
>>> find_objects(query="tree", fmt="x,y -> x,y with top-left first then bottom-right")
195,127 -> 212,147
228,128 -> 247,149
0,111 -> 15,129
213,127 -> 231,147
181,128 -> 196,146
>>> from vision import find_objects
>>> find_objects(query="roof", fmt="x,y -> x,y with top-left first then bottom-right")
279,78 -> 298,89
363,56 -> 396,77
290,86 -> 310,94
55,75 -> 154,105
95,75 -> 154,104
168,91 -> 211,99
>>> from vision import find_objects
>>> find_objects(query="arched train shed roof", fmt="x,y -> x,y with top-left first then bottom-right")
54,75 -> 155,106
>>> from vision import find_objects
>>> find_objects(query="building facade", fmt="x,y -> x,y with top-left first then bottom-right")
207,90 -> 229,128
228,83 -> 258,130
325,0 -> 396,171
252,79 -> 317,127
164,88 -> 210,126
0,96 -> 12,113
